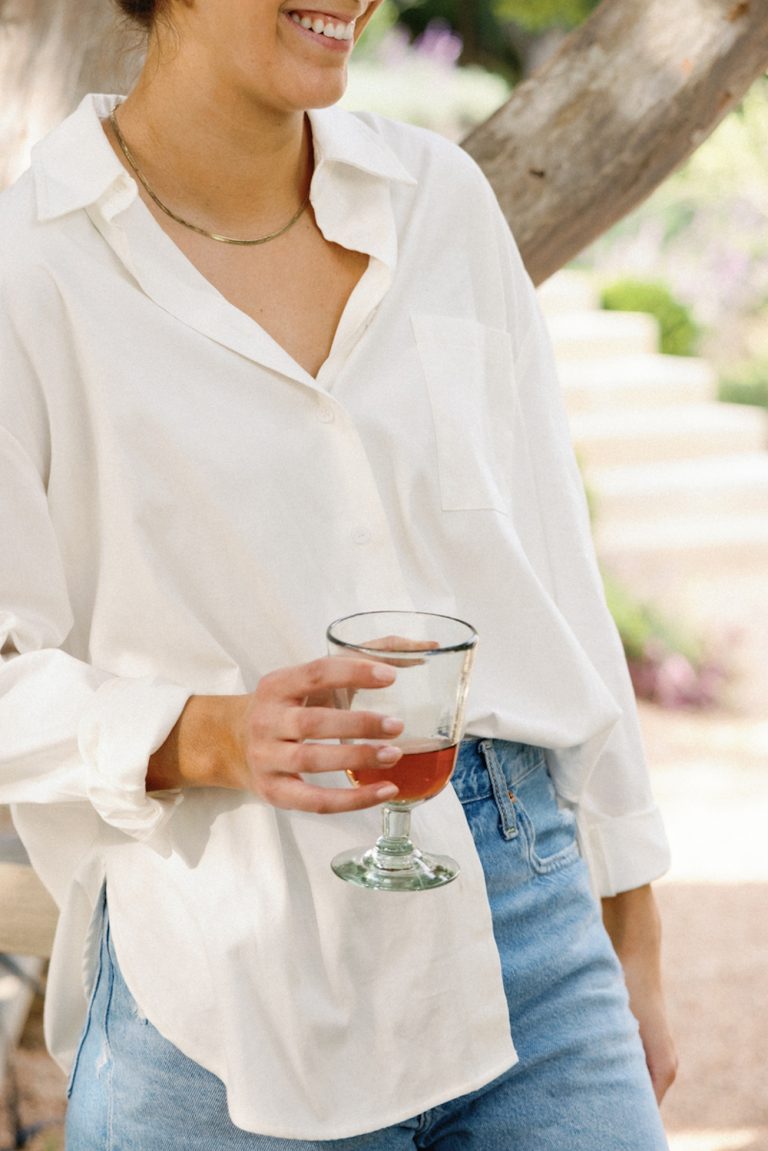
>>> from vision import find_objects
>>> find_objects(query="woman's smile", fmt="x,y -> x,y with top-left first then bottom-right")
284,8 -> 356,46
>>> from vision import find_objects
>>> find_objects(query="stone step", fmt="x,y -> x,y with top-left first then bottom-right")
588,453 -> 768,523
537,270 -> 600,315
569,402 -> 768,469
547,310 -> 660,359
560,353 -> 717,412
595,512 -> 768,584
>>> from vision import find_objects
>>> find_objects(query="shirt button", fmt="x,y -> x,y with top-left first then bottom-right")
317,403 -> 334,423
352,527 -> 371,545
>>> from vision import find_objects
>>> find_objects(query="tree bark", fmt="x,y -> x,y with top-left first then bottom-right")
0,0 -> 142,187
462,0 -> 768,285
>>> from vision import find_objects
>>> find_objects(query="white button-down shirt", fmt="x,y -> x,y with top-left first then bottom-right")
0,94 -> 669,1139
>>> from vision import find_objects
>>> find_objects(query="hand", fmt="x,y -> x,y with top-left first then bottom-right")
601,884 -> 678,1104
147,656 -> 405,813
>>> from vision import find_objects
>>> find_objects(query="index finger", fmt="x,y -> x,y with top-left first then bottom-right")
257,657 -> 396,705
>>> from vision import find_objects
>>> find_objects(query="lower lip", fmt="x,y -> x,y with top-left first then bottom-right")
283,13 -> 354,53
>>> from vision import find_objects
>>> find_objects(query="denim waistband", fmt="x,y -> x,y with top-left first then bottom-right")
452,738 -> 546,806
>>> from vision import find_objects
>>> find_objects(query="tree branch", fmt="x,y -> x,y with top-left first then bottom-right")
462,0 -> 768,284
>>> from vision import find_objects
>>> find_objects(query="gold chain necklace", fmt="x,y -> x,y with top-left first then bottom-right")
109,107 -> 310,247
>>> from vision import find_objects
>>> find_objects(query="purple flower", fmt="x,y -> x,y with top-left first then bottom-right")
413,20 -> 463,68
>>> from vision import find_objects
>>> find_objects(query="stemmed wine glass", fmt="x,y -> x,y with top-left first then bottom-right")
327,610 -> 477,891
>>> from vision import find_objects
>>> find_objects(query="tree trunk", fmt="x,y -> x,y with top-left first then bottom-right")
0,0 -> 142,186
462,0 -> 768,284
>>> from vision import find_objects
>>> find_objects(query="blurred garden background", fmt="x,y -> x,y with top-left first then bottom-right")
346,0 -> 768,717
1,2 -> 767,1149
350,10 -> 768,1150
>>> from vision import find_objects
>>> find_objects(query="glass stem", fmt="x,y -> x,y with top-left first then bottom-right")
371,805 -> 417,871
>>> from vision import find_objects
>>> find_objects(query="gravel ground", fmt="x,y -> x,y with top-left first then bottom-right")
646,704 -> 768,1151
2,702 -> 766,1151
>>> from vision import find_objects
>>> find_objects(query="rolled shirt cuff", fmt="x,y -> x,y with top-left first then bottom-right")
79,675 -> 192,840
578,805 -> 671,897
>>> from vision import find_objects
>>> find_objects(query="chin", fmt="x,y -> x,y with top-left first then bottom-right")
296,72 -> 349,111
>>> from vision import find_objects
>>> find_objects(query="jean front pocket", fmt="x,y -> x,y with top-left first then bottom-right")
515,763 -> 580,876
479,740 -> 580,877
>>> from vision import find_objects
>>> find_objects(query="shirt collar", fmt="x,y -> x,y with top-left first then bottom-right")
32,95 -> 417,261
308,107 -> 416,267
33,94 -> 135,223
307,106 -> 415,188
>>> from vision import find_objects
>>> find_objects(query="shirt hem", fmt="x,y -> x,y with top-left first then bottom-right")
226,1051 -> 519,1141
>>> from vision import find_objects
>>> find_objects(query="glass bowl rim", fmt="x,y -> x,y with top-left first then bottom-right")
326,610 -> 478,657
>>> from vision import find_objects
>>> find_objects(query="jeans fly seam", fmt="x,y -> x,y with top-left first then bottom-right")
478,740 -> 519,841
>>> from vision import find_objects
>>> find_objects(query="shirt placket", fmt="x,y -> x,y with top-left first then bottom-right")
306,386 -> 416,611
93,143 -> 415,608
315,257 -> 392,393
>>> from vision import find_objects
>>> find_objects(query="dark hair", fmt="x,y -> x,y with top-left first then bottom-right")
113,0 -> 165,29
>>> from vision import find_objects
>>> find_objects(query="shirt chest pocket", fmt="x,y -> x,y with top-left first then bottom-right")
411,313 -> 516,515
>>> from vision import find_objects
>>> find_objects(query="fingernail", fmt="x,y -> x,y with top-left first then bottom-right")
372,663 -> 396,682
381,716 -> 404,734
376,746 -> 401,764
376,784 -> 399,799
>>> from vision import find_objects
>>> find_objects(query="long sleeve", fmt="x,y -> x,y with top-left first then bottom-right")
491,199 -> 670,895
0,306 -> 190,839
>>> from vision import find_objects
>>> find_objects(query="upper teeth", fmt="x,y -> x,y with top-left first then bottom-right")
290,11 -> 354,40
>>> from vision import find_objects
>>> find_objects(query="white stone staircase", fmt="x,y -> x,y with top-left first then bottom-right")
539,271 -> 768,713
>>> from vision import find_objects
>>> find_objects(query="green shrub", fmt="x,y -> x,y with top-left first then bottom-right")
718,360 -> 768,410
585,487 -> 725,708
604,574 -> 701,666
600,278 -> 700,356
582,81 -> 768,367
494,0 -> 600,30
603,573 -> 725,709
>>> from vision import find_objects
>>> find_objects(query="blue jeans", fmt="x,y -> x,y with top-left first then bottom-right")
66,739 -> 669,1150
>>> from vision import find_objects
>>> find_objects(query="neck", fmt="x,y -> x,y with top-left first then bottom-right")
114,54 -> 311,236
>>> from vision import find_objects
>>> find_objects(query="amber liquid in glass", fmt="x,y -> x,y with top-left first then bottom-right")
348,739 -> 458,803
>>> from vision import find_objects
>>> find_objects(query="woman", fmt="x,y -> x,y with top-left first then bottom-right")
0,0 -> 676,1146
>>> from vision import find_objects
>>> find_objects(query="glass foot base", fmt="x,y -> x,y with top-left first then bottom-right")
331,846 -> 460,891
